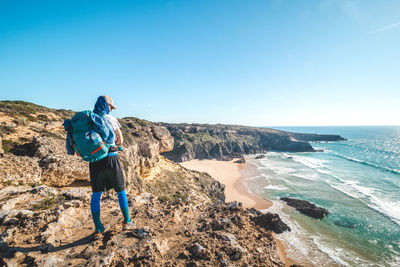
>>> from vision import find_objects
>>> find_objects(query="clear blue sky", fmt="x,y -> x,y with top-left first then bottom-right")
0,0 -> 399,126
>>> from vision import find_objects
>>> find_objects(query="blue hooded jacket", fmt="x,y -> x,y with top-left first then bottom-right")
93,95 -> 110,116
63,96 -> 116,155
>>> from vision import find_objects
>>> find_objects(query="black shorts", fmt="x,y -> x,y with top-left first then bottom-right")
89,155 -> 125,192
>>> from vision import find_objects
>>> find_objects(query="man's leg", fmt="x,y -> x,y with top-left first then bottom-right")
117,190 -> 131,223
90,191 -> 104,232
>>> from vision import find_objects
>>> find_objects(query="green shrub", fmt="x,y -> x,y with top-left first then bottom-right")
158,196 -> 169,203
2,139 -> 16,153
32,194 -> 66,210
172,191 -> 188,201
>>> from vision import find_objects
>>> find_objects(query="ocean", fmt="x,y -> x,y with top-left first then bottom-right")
247,126 -> 400,266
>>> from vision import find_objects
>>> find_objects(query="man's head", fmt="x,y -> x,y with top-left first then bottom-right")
103,95 -> 116,111
93,95 -> 116,115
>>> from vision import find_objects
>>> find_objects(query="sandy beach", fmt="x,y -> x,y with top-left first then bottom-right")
180,159 -> 272,209
180,158 -> 297,266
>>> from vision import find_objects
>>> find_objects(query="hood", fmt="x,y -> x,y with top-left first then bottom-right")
93,96 -> 110,116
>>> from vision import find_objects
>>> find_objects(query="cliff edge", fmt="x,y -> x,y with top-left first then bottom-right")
0,101 -> 287,266
157,123 -> 345,162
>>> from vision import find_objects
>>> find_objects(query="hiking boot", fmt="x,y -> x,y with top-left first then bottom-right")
94,224 -> 110,240
122,221 -> 136,231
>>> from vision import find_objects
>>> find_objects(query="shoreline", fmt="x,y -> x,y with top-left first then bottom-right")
180,158 -> 297,267
180,159 -> 272,209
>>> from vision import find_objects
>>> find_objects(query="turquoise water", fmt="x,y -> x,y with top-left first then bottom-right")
250,126 -> 400,266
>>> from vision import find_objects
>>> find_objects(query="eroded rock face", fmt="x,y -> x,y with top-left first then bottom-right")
281,197 -> 329,219
159,123 -> 345,162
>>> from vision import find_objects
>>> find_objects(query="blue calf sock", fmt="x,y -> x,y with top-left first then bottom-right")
117,190 -> 131,223
90,192 -> 104,232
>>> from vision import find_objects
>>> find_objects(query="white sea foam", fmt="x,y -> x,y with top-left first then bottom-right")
267,201 -> 347,266
259,159 -> 296,174
311,238 -> 351,267
292,155 -> 327,169
263,154 -> 329,180
265,152 -> 282,157
340,181 -> 400,225
264,165 -> 296,175
389,256 -> 400,267
349,181 -> 375,196
328,180 -> 400,226
243,174 -> 265,182
368,196 -> 400,226
315,168 -> 331,175
331,153 -> 400,175
292,173 -> 318,181
329,183 -> 363,200
263,184 -> 287,190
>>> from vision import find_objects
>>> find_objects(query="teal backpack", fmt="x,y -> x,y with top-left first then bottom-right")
70,110 -> 110,162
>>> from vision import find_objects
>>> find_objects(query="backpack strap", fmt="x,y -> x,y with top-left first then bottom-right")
91,143 -> 105,155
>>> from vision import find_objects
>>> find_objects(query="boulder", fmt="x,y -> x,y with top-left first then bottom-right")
151,125 -> 169,140
151,125 -> 174,153
139,140 -> 159,159
234,157 -> 246,164
218,232 -> 246,261
255,154 -> 266,159
280,197 -> 329,219
226,201 -> 242,211
252,212 -> 291,234
211,218 -> 231,231
188,242 -> 210,260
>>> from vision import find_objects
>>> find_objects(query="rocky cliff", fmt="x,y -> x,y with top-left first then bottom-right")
157,123 -> 346,162
0,101 -> 288,266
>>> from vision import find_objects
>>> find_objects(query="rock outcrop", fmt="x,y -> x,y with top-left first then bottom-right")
248,208 -> 291,234
281,197 -> 329,219
255,154 -> 266,159
157,123 -> 346,162
0,100 -> 290,266
0,187 -> 285,266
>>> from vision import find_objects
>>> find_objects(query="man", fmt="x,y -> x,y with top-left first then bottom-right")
90,95 -> 135,240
